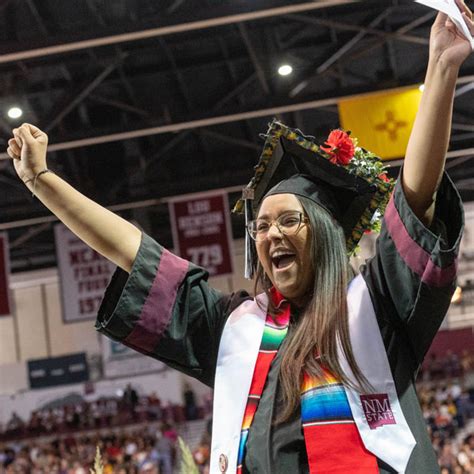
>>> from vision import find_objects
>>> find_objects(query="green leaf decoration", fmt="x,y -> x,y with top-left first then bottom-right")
90,446 -> 104,474
178,436 -> 200,474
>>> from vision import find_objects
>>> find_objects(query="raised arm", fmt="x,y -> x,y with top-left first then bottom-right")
403,2 -> 473,226
7,123 -> 141,272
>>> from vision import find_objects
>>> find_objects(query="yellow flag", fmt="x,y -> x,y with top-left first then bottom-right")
338,88 -> 422,160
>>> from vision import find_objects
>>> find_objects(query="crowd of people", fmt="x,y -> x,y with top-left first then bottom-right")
0,384 -> 207,444
419,380 -> 474,473
416,349 -> 474,474
0,382 -> 210,473
420,350 -> 474,383
0,350 -> 472,472
0,424 -> 179,473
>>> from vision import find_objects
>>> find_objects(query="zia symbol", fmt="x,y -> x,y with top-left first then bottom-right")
375,111 -> 408,141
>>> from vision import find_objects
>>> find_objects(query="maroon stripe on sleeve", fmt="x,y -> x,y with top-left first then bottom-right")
124,249 -> 189,352
422,258 -> 457,288
384,197 -> 456,288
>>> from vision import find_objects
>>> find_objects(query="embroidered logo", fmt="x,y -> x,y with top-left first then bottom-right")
360,394 -> 396,429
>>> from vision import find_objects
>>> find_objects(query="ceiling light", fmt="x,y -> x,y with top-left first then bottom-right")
8,107 -> 23,119
278,64 -> 293,76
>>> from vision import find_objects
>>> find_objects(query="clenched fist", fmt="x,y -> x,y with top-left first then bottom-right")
7,123 -> 48,183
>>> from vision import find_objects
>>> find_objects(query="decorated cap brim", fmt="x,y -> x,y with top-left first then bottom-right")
233,120 -> 394,256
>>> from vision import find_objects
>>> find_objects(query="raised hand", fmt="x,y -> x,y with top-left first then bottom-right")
6,123 -> 141,272
7,123 -> 48,183
430,0 -> 474,68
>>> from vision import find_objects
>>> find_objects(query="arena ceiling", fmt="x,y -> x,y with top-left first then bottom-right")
1,0 -> 473,272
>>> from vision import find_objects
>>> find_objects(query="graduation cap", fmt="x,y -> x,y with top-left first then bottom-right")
233,120 -> 394,279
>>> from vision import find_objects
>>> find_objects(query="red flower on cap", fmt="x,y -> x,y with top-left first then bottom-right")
379,173 -> 390,183
321,129 -> 355,165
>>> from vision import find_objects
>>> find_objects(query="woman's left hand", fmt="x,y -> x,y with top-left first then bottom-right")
430,0 -> 473,68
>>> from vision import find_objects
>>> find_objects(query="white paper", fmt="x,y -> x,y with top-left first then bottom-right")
415,0 -> 474,49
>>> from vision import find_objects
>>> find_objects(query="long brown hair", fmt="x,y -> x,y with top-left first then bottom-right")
254,195 -> 372,422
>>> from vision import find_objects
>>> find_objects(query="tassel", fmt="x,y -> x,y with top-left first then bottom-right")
244,198 -> 256,280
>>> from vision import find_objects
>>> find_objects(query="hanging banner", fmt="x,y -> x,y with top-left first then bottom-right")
169,192 -> 234,277
0,232 -> 11,316
102,337 -> 166,379
54,224 -> 116,323
338,88 -> 422,160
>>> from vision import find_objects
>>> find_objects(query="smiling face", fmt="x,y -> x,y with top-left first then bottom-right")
256,193 -> 314,305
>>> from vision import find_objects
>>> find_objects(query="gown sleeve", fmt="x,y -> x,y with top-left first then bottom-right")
361,170 -> 464,369
95,233 -> 250,387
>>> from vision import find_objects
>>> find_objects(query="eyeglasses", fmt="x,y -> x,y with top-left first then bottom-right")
247,211 -> 309,241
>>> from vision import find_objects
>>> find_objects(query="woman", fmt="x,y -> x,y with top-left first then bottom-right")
6,5 -> 473,474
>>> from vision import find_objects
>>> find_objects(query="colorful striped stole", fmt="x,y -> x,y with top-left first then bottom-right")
236,290 -> 290,473
237,290 -> 378,473
301,370 -> 378,473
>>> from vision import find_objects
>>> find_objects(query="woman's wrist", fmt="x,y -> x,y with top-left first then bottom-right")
424,57 -> 460,89
22,166 -> 49,183
427,53 -> 461,77
22,168 -> 55,197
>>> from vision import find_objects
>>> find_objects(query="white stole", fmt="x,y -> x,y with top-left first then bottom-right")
209,274 -> 416,473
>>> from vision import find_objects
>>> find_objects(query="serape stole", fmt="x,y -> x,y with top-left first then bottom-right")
237,290 -> 378,473
301,369 -> 378,473
236,289 -> 290,474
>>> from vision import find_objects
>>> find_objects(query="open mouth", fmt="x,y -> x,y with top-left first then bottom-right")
272,253 -> 296,269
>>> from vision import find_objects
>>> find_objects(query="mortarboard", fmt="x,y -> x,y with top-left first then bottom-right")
233,120 -> 395,279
